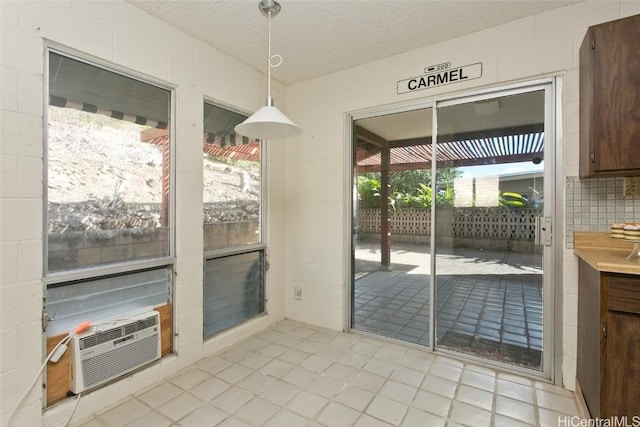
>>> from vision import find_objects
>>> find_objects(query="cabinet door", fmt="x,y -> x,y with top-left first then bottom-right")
591,14 -> 640,174
605,311 -> 640,417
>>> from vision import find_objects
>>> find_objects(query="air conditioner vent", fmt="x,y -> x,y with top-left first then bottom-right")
70,311 -> 161,393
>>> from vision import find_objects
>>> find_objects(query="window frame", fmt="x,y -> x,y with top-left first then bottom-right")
202,97 -> 267,260
43,45 -> 177,285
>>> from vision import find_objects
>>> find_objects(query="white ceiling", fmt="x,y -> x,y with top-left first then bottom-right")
129,0 -> 581,85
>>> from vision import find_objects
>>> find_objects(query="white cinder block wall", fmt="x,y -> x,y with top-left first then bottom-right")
0,1 -> 287,426
3,0 -> 640,425
283,0 -> 640,391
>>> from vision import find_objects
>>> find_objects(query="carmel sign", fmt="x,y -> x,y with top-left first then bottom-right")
397,62 -> 482,94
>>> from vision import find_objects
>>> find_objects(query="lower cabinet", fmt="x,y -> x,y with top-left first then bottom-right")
577,260 -> 640,417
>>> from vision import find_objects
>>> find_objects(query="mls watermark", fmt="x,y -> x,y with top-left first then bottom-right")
558,416 -> 640,427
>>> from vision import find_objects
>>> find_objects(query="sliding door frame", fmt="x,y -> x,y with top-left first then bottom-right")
346,77 -> 563,383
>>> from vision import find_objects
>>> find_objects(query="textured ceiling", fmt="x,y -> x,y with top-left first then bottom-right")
129,0 -> 581,85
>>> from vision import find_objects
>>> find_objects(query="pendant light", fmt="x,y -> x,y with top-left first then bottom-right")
235,0 -> 302,140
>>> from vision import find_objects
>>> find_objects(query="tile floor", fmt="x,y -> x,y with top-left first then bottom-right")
74,320 -> 579,427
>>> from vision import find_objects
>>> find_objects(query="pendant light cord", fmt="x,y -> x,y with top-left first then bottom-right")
267,9 -> 282,104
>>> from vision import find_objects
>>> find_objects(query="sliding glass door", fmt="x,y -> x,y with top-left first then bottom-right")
351,83 -> 554,377
434,88 -> 549,371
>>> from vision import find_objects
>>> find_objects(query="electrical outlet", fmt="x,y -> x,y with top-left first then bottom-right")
294,287 -> 302,300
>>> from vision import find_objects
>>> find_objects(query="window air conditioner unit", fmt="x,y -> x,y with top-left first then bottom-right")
69,311 -> 161,393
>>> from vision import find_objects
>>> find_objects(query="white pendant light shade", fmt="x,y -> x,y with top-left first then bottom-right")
235,103 -> 302,140
235,0 -> 302,140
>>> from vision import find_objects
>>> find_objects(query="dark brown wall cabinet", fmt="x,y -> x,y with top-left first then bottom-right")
579,14 -> 640,178
577,260 -> 640,417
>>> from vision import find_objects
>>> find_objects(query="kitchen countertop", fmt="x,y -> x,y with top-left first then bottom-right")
573,231 -> 640,275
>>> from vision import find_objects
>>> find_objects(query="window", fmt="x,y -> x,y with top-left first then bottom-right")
47,51 -> 172,273
203,102 -> 261,251
44,50 -> 174,405
202,102 -> 265,337
203,251 -> 264,338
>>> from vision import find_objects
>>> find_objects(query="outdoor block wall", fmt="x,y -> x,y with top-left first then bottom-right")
358,207 -> 539,251
0,1 -> 287,426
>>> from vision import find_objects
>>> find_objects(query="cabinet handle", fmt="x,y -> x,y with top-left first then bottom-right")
590,151 -> 595,163
603,321 -> 607,338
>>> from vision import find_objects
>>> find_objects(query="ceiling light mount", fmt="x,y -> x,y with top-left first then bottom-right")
259,0 -> 281,18
235,0 -> 302,140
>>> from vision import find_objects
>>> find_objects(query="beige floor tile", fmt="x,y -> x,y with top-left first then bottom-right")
308,375 -> 345,398
450,400 -> 492,427
155,392 -> 203,421
194,356 -> 232,375
308,331 -> 337,343
352,341 -> 382,357
238,337 -> 270,352
429,361 -> 462,382
456,384 -> 494,411
221,346 -> 253,363
259,359 -> 295,378
168,367 -> 210,391
379,379 -> 418,403
420,375 -> 458,398
323,362 -> 359,382
98,399 -> 150,427
539,407 -> 574,427
353,414 -> 395,427
189,377 -> 230,402
399,350 -> 434,372
238,352 -> 272,370
411,389 -> 452,417
281,366 -> 317,388
334,384 -> 375,411
217,363 -> 253,384
300,354 -> 333,373
493,414 -> 535,427
350,370 -> 386,393
373,347 -> 406,364
497,379 -> 534,403
136,382 -> 182,408
177,404 -> 228,427
260,380 -> 300,405
460,369 -> 496,392
390,365 -> 425,387
278,348 -> 310,365
210,386 -> 254,413
290,326 -> 316,339
496,395 -> 535,423
317,402 -> 361,427
536,389 -> 579,414
263,410 -> 309,427
363,358 -> 396,378
498,371 -> 533,387
366,395 -> 409,425
288,390 -> 329,418
259,343 -> 288,358
235,397 -> 280,426
402,407 -> 446,427
217,417 -> 251,427
236,371 -> 276,394
339,351 -> 370,369
123,411 -> 171,427
316,346 -> 347,361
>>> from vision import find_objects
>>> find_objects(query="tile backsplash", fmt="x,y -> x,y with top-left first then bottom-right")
565,176 -> 640,248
